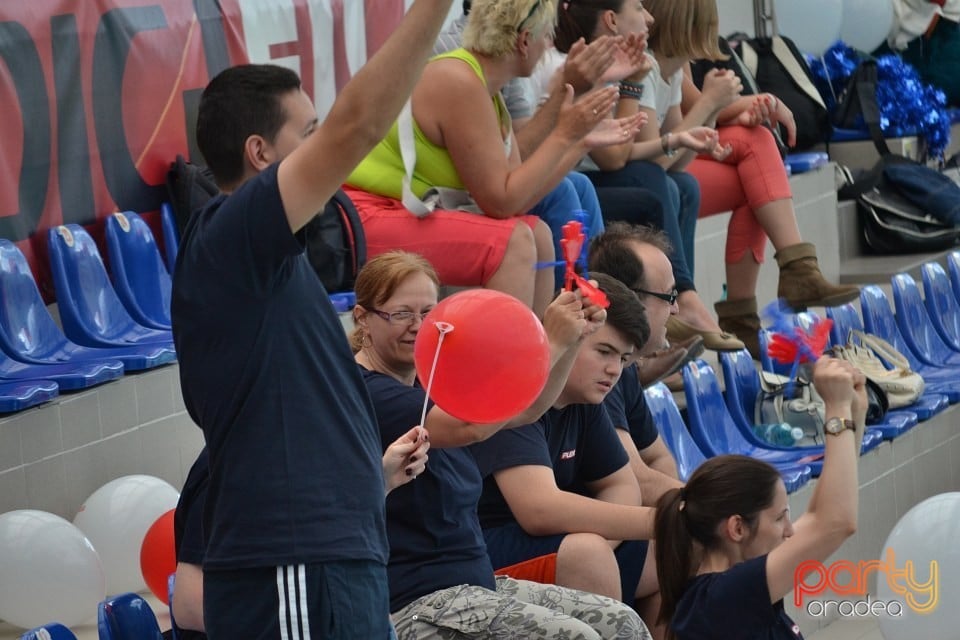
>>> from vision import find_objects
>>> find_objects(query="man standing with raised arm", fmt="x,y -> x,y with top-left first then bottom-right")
171,3 -> 454,638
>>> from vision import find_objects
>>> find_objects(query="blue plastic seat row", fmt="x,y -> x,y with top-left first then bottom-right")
644,368 -> 813,494
18,591 -> 165,640
0,228 -> 177,413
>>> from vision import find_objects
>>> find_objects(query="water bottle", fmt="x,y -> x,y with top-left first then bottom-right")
753,422 -> 804,447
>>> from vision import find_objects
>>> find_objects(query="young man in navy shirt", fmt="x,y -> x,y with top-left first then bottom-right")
471,274 -> 663,633
170,2 -> 452,637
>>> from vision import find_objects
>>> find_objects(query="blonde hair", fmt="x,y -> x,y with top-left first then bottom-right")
349,251 -> 440,353
645,0 -> 725,62
463,0 -> 558,58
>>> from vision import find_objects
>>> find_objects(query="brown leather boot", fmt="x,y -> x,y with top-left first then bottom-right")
716,297 -> 761,360
775,242 -> 859,310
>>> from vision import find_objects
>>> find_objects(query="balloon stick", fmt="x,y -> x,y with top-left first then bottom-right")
420,321 -> 454,426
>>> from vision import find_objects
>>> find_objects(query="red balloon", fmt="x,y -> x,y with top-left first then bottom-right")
414,289 -> 550,423
140,509 -> 176,605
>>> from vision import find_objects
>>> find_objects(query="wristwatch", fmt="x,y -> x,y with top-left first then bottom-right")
824,417 -> 856,436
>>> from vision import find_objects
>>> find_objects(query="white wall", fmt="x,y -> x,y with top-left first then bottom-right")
718,0 -> 758,37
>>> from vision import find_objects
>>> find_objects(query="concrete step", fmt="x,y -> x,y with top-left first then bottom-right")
836,197 -> 960,285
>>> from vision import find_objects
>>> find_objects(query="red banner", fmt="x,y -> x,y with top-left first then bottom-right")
0,0 -> 409,298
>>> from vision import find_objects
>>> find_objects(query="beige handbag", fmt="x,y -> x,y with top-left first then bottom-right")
830,330 -> 925,409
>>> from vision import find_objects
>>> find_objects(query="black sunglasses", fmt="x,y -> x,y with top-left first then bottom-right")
632,287 -> 679,306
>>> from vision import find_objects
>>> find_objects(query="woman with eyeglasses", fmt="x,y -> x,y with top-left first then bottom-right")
345,0 -> 644,319
350,251 -> 650,639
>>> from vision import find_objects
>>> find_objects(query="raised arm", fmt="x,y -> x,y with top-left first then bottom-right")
765,357 -> 865,603
277,0 -> 454,232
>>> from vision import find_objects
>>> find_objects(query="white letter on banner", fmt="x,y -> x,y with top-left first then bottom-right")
306,0 -> 335,118
305,0 -> 368,119
239,0 -> 301,75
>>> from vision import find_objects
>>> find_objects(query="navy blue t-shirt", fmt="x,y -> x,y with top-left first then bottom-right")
471,404 -> 629,529
360,368 -> 496,612
672,555 -> 803,639
171,164 -> 387,570
603,363 -> 659,450
174,448 -> 209,566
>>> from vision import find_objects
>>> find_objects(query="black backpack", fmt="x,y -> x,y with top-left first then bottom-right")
732,35 -> 832,151
165,155 -> 366,292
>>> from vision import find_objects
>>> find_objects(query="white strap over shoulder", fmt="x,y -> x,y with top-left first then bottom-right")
398,99 -> 432,218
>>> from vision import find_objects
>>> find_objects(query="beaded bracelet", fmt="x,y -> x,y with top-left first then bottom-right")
618,81 -> 644,100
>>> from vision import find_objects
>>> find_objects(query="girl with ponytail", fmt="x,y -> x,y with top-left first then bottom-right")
653,356 -> 867,639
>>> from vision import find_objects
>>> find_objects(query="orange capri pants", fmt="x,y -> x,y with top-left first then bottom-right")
344,187 -> 538,287
687,124 -> 793,265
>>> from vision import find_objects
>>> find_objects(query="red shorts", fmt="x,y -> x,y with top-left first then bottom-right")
344,187 -> 537,286
493,553 -> 558,584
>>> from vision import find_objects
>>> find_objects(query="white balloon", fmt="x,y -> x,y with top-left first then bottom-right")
0,510 -> 105,629
840,0 -> 894,53
877,492 -> 960,640
774,0 -> 843,57
74,475 -> 179,594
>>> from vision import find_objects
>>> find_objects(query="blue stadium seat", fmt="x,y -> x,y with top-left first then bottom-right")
0,380 -> 58,413
719,348 -> 911,443
860,284 -> 960,402
643,382 -> 707,481
827,303 -> 948,422
921,261 -> 960,352
168,573 -> 179,640
47,225 -> 174,349
948,251 -> 960,304
97,592 -> 164,640
0,239 -> 175,372
891,272 -> 960,367
20,622 -> 79,640
104,212 -> 172,330
160,203 -> 179,274
682,360 -> 815,491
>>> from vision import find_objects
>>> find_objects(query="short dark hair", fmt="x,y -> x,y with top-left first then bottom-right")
591,272 -> 649,350
588,222 -> 671,290
196,64 -> 302,187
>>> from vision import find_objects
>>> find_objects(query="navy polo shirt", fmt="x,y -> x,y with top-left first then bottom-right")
471,403 -> 629,529
360,368 -> 496,612
603,363 -> 660,450
673,555 -> 803,639
172,164 -> 387,571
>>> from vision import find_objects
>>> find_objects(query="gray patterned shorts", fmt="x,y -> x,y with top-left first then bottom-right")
391,576 -> 652,639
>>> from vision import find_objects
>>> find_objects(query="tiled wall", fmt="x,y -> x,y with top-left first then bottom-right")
0,365 -> 203,521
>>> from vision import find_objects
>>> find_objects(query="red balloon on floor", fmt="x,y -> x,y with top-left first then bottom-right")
140,508 -> 176,605
414,289 -> 550,423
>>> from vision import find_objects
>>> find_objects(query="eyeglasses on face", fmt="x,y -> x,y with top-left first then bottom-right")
368,308 -> 430,324
632,287 -> 679,306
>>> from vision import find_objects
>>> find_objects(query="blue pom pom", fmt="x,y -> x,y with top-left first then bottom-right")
809,42 -> 952,157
